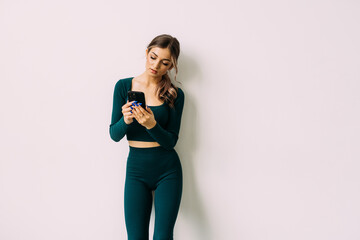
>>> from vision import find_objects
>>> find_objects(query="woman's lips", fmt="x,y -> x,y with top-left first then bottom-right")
150,69 -> 157,74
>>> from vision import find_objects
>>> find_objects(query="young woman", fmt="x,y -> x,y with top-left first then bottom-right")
109,34 -> 184,240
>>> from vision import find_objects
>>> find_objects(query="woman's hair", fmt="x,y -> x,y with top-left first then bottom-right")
146,34 -> 180,108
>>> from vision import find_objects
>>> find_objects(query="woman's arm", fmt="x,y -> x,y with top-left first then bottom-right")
146,88 -> 185,150
109,80 -> 128,142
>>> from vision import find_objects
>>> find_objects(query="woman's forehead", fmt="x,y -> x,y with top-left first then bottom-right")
150,47 -> 171,61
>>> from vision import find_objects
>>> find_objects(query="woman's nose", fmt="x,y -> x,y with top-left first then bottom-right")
154,61 -> 161,69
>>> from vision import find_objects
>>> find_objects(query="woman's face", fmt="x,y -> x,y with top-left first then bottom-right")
145,47 -> 173,77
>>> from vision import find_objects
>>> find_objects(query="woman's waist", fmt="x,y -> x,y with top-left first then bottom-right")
128,140 -> 160,148
128,142 -> 177,159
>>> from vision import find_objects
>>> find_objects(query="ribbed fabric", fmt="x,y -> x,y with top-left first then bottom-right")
109,77 -> 185,150
124,146 -> 182,240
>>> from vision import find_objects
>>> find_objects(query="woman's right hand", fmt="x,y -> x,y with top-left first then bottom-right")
122,101 -> 135,124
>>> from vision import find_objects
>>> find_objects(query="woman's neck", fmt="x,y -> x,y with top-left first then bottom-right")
139,72 -> 162,86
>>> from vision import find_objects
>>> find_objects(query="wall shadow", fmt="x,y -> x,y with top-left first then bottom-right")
175,53 -> 212,240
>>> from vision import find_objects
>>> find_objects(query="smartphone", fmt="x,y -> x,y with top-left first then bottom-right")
127,91 -> 146,109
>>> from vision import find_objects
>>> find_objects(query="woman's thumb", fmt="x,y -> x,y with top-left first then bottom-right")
146,105 -> 152,113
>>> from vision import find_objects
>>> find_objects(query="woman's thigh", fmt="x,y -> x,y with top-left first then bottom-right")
153,169 -> 183,240
124,177 -> 153,239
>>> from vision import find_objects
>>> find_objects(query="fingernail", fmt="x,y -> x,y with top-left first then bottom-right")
134,101 -> 138,103
136,103 -> 139,106
138,103 -> 142,105
130,106 -> 133,109
130,110 -> 132,113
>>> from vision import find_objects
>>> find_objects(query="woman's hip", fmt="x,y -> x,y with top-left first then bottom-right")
126,146 -> 181,172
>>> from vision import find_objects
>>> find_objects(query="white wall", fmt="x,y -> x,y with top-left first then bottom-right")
1,0 -> 360,239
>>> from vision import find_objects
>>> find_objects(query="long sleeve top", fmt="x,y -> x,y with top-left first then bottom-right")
109,77 -> 185,150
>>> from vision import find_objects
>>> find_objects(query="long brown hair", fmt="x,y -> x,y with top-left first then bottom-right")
146,34 -> 180,108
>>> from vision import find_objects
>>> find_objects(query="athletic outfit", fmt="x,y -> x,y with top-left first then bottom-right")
109,77 -> 185,240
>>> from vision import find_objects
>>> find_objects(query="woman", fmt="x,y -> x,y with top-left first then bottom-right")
109,34 -> 184,240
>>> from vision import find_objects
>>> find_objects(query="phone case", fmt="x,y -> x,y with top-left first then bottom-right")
127,91 -> 146,109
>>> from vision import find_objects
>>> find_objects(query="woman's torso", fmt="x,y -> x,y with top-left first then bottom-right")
129,76 -> 164,148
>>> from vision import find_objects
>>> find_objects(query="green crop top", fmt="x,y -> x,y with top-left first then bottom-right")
109,77 -> 185,150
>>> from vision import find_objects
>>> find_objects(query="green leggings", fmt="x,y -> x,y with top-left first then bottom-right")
124,146 -> 183,240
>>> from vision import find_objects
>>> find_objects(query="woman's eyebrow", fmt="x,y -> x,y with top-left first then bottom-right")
152,52 -> 171,62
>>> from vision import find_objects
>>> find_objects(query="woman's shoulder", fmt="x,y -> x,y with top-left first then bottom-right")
115,77 -> 133,88
114,77 -> 133,95
172,86 -> 184,108
176,86 -> 184,100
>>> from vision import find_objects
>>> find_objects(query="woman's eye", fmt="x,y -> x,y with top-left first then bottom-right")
150,55 -> 169,66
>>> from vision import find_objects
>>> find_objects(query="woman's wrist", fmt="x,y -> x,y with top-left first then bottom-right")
124,118 -> 133,125
146,120 -> 157,130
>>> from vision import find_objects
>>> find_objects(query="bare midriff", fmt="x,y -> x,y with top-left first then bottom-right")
128,140 -> 160,148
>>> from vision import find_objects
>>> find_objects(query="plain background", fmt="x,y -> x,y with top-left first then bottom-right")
1,0 -> 360,239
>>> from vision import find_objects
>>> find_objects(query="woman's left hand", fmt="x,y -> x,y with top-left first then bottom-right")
131,103 -> 157,129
